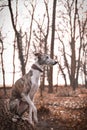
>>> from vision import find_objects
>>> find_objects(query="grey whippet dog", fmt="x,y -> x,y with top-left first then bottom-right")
9,53 -> 57,125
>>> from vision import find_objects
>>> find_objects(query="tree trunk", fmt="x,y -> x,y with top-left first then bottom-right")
0,39 -> 6,95
16,30 -> 25,75
12,36 -> 16,85
58,62 -> 67,87
70,38 -> 76,90
70,0 -> 77,90
48,0 -> 57,93
8,0 -> 25,76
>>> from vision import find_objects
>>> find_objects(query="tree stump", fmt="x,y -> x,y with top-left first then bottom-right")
0,99 -> 35,130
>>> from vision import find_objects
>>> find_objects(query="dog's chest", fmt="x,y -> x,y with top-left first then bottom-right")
31,70 -> 40,85
29,70 -> 40,99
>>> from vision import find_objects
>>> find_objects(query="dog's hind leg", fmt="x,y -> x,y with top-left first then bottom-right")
17,101 -> 28,116
10,99 -> 28,122
9,99 -> 20,122
9,99 -> 19,114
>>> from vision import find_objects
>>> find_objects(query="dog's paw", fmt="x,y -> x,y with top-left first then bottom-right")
12,117 -> 18,122
12,115 -> 20,122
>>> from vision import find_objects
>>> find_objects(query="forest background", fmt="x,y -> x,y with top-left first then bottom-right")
0,0 -> 87,93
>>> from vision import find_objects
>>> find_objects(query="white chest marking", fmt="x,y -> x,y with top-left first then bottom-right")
31,69 -> 40,86
29,69 -> 41,99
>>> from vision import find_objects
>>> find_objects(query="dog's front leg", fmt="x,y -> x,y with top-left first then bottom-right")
28,105 -> 33,124
21,93 -> 38,124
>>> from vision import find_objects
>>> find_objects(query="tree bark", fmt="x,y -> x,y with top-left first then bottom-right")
48,0 -> 57,93
0,38 -> 6,95
8,0 -> 25,76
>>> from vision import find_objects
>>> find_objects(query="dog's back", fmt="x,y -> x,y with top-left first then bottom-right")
10,70 -> 33,101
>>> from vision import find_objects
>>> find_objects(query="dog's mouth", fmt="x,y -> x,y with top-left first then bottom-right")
53,61 -> 58,65
47,61 -> 58,66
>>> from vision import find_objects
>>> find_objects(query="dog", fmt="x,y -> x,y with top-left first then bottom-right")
9,53 -> 57,125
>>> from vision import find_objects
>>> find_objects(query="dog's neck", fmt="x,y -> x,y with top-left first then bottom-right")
31,63 -> 43,73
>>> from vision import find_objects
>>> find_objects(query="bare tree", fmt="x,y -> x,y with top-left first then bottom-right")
57,60 -> 67,87
48,0 -> 57,93
8,0 -> 36,76
75,8 -> 87,87
24,1 -> 36,66
12,36 -> 16,85
8,0 -> 25,76
83,39 -> 87,87
57,0 -> 87,89
12,0 -> 18,84
0,32 -> 6,94
69,0 -> 77,89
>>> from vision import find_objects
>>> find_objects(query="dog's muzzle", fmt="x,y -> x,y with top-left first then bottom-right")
53,61 -> 58,65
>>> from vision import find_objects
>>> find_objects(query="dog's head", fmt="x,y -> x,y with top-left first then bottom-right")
34,53 -> 57,66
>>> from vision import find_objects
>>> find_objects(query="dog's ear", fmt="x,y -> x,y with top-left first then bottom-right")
34,53 -> 42,59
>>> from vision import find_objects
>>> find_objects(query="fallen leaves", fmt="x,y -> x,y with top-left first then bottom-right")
35,86 -> 87,129
0,86 -> 87,130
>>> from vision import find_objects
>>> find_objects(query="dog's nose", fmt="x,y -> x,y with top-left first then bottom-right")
53,61 -> 58,65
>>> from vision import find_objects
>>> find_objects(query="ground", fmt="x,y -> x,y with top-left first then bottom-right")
0,85 -> 87,130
